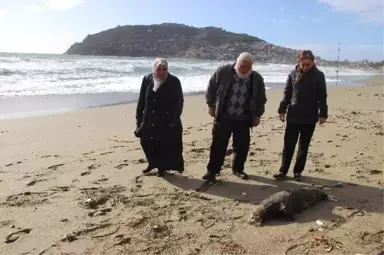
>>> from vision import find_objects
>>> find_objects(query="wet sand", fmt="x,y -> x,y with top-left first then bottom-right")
0,75 -> 383,254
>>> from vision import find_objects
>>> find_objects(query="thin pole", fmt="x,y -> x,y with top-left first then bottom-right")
336,42 -> 340,86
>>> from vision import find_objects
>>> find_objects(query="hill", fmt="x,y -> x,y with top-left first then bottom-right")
65,23 -> 300,63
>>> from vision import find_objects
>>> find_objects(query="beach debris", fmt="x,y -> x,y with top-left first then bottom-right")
327,195 -> 339,202
324,164 -> 331,168
83,198 -> 106,209
316,220 -> 328,231
312,235 -> 343,252
61,232 -> 77,242
5,228 -> 32,243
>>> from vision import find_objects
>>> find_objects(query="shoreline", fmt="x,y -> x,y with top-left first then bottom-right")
0,76 -> 376,120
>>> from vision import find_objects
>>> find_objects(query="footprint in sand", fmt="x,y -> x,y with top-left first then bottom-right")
114,234 -> 131,246
88,163 -> 100,170
3,192 -> 49,207
130,175 -> 144,192
88,208 -> 112,217
5,228 -> 32,244
115,163 -> 129,170
50,186 -> 71,193
100,151 -> 114,156
81,171 -> 91,176
41,155 -> 60,159
91,178 -> 109,185
26,179 -> 47,187
110,145 -> 127,149
0,220 -> 15,228
82,150 -> 95,156
47,164 -> 65,171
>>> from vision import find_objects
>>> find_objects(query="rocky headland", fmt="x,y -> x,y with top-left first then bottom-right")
65,23 -> 299,63
65,23 -> 383,70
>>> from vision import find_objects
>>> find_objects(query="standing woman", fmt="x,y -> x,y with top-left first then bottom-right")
274,50 -> 328,181
134,58 -> 184,177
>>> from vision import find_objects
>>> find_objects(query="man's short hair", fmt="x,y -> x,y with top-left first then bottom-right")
237,52 -> 255,63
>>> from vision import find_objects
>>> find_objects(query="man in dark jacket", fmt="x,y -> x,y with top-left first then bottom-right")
274,50 -> 328,181
203,52 -> 267,182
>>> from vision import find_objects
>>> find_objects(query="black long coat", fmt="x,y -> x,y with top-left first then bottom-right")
135,73 -> 184,171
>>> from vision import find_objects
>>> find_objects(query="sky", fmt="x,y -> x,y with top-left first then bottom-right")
0,0 -> 383,61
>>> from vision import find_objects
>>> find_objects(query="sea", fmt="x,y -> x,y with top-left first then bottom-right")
0,52 -> 380,119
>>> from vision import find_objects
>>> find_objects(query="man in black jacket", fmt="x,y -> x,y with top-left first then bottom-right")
274,50 -> 328,181
203,52 -> 267,182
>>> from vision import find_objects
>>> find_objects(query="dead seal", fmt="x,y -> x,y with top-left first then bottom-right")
248,187 -> 328,226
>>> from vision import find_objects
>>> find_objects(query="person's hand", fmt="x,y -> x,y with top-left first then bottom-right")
319,117 -> 327,125
252,117 -> 260,127
279,113 -> 286,122
208,107 -> 216,117
134,126 -> 142,138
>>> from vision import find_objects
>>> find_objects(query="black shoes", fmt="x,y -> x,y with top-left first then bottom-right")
233,171 -> 249,180
203,170 -> 249,182
202,172 -> 216,182
293,173 -> 302,181
273,171 -> 302,181
273,171 -> 287,180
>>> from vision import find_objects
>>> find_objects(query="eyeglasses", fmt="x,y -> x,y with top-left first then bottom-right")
157,68 -> 168,72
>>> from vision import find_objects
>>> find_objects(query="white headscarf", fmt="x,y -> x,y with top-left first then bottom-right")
152,58 -> 169,92
234,52 -> 254,79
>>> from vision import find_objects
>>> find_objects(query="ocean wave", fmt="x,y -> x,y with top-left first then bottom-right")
0,53 -> 379,97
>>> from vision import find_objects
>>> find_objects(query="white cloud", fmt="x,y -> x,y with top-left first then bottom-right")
285,43 -> 384,61
20,4 -> 45,12
318,0 -> 384,24
45,0 -> 86,10
0,9 -> 8,18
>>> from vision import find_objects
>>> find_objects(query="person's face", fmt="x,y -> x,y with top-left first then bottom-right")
237,60 -> 253,75
299,57 -> 314,72
155,64 -> 168,80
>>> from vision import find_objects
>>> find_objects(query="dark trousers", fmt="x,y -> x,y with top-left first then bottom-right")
279,122 -> 316,174
207,118 -> 250,174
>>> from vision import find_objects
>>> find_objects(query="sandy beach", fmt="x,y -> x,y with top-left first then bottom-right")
0,75 -> 383,254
